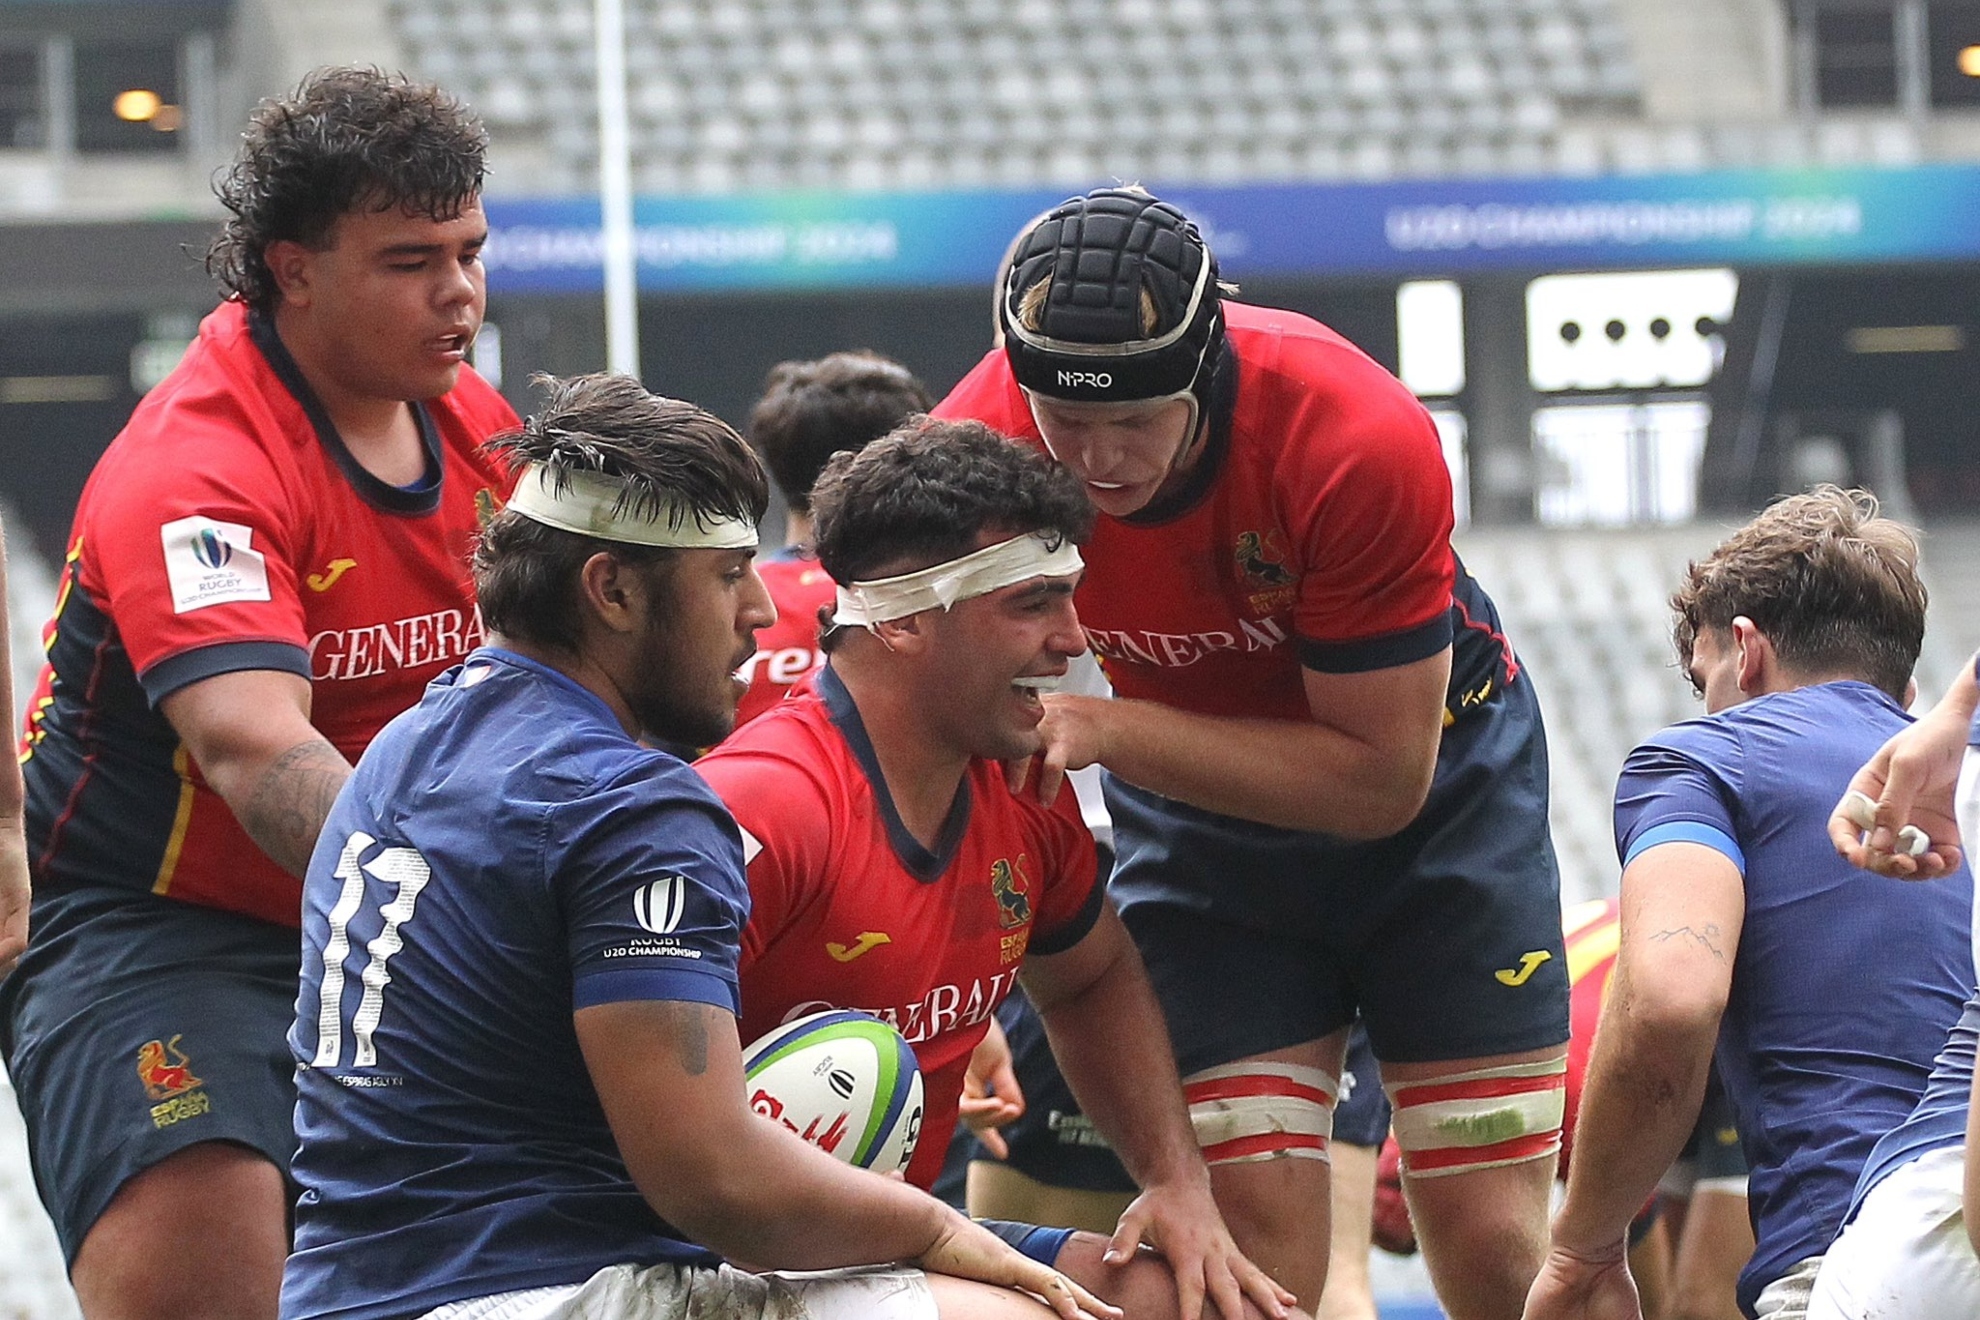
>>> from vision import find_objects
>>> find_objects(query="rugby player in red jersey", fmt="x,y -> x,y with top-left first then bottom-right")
733,351 -> 932,727
0,69 -> 515,1320
935,187 -> 1569,1319
697,419 -> 1300,1320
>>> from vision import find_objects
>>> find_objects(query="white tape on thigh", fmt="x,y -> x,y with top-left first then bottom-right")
1387,1057 -> 1567,1178
1182,1061 -> 1337,1165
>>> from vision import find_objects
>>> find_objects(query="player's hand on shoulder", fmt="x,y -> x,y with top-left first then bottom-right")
1519,1242 -> 1641,1320
914,1212 -> 1121,1320
959,1018 -> 1025,1159
1108,1179 -> 1296,1320
1007,694 -> 1112,807
1828,709 -> 1967,880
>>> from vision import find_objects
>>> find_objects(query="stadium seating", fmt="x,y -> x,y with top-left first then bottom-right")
388,0 -> 1655,193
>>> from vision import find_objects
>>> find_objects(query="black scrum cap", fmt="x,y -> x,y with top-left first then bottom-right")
1000,188 -> 1224,404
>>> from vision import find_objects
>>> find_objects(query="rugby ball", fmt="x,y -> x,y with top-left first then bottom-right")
743,1010 -> 924,1174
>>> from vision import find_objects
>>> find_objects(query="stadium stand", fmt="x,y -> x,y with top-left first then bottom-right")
389,0 -> 1652,194
375,0 -> 1952,196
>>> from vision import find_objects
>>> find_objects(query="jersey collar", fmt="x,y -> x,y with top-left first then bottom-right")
248,308 -> 446,517
818,663 -> 972,884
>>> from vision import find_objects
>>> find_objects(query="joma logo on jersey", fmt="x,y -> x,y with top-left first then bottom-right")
307,558 -> 357,592
1085,617 -> 1289,669
991,856 -> 1032,930
308,608 -> 484,681
1057,369 -> 1112,389
633,876 -> 688,935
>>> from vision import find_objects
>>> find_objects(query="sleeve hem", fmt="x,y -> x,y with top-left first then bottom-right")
1622,821 -> 1746,874
1297,613 -> 1454,675
139,640 -> 312,707
571,966 -> 741,1013
1029,876 -> 1107,956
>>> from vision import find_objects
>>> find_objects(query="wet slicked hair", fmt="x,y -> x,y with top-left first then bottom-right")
207,67 -> 488,311
475,373 -> 769,652
810,416 -> 1092,591
1672,485 -> 1926,702
746,351 -> 933,513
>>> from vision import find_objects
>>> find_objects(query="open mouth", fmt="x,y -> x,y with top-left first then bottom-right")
1011,674 -> 1061,706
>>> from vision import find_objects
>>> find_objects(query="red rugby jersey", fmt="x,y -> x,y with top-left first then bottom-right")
20,300 -> 517,926
697,666 -> 1104,1189
731,550 -> 834,727
1561,896 -> 1622,1172
936,300 -> 1460,721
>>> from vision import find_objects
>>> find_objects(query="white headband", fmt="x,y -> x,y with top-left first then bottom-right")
504,462 -> 758,549
833,531 -> 1084,628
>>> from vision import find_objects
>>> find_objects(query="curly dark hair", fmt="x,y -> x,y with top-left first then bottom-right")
746,351 -> 934,513
475,373 -> 770,653
1671,485 -> 1926,702
207,67 -> 488,311
810,417 -> 1093,593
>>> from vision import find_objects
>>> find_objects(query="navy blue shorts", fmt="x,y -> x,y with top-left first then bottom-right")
1687,1071 -> 1748,1181
1333,1026 -> 1391,1149
968,989 -> 1138,1193
0,884 -> 300,1262
1107,672 -> 1569,1071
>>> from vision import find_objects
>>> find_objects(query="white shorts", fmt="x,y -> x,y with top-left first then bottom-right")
1808,1145 -> 1980,1320
419,1261 -> 937,1320
1960,752 -> 1980,970
1753,1254 -> 1820,1320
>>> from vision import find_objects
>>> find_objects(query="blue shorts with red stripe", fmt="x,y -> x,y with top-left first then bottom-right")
1106,669 -> 1569,1073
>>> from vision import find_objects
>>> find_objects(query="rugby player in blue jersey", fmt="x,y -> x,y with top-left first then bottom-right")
1525,487 -> 1975,1320
1812,652 -> 1980,1317
282,374 -> 1117,1320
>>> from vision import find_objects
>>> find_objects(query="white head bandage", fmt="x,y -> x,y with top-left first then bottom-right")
832,531 -> 1083,629
504,462 -> 758,549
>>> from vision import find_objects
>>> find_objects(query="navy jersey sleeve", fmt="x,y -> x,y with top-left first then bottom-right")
1613,720 -> 1748,873
551,759 -> 752,1013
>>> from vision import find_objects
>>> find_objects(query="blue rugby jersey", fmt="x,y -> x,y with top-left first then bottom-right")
282,649 -> 747,1320
1614,681 -> 1974,1315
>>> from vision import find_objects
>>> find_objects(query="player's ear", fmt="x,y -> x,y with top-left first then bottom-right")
871,613 -> 928,656
578,551 -> 643,636
1729,616 -> 1771,694
263,239 -> 316,308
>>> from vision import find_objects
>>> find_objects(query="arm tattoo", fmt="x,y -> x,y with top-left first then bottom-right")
1649,923 -> 1726,962
241,738 -> 351,879
655,1001 -> 712,1076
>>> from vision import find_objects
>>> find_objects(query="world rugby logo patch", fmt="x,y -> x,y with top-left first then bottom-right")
161,515 -> 271,614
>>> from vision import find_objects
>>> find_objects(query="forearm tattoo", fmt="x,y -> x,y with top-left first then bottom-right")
243,738 -> 351,878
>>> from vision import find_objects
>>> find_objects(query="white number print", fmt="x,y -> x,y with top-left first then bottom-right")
313,831 -> 432,1069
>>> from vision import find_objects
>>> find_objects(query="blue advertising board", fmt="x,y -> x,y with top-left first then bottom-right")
482,164 -> 1980,295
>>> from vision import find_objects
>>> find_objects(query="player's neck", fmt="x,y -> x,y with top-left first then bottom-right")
834,662 -> 971,848
274,310 -> 427,485
489,632 -> 643,738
